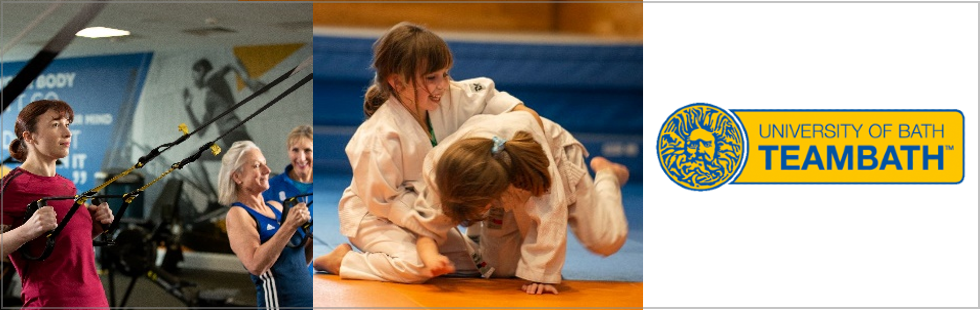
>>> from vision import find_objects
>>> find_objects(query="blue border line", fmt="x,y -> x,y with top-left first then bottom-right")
731,109 -> 964,112
728,109 -> 965,185
729,110 -> 750,183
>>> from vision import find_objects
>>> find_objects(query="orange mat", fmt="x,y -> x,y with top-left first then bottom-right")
314,273 -> 642,308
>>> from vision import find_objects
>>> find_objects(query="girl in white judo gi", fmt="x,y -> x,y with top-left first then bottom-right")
311,22 -> 543,283
414,111 -> 631,294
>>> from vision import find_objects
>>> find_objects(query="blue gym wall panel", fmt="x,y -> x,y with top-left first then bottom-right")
313,34 -> 643,181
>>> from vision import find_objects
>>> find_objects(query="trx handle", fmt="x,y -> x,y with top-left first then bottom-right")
21,194 -> 94,261
90,196 -> 110,235
92,193 -> 138,246
280,193 -> 312,248
21,193 -> 128,260
23,198 -> 51,227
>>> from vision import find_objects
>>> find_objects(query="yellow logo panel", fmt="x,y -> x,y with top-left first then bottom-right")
732,110 -> 963,184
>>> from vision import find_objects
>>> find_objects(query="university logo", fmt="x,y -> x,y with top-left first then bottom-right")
659,104 -> 964,191
657,103 -> 746,191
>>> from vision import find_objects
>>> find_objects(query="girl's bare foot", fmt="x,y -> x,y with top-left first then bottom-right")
590,156 -> 630,186
313,243 -> 352,275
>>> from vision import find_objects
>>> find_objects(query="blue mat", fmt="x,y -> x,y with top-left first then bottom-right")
311,172 -> 643,282
312,36 -> 642,135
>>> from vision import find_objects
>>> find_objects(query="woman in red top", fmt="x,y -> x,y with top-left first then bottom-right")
0,100 -> 114,308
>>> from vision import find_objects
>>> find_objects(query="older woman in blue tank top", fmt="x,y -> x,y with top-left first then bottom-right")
219,140 -> 312,308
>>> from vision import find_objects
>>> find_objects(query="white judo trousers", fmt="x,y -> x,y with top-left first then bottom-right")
564,147 -> 629,257
339,192 -> 478,283
336,78 -> 520,283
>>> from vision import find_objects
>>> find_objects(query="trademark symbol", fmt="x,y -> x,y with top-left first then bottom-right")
945,145 -> 954,151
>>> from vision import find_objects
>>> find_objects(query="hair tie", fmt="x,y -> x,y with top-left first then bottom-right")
491,136 -> 506,155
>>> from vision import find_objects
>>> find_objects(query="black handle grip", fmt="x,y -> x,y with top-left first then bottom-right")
280,195 -> 313,226
92,197 -> 112,246
280,197 -> 294,224
21,198 -> 56,261
24,199 -> 39,222
24,198 -> 50,231
89,197 -> 111,233
280,196 -> 312,248
22,195 -> 91,260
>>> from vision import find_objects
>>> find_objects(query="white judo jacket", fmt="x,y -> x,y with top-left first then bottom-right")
417,112 -> 585,284
338,78 -> 522,239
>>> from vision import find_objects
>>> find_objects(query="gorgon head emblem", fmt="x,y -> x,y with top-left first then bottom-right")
658,104 -> 744,190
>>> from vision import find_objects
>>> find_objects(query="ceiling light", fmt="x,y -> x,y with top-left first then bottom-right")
76,27 -> 130,38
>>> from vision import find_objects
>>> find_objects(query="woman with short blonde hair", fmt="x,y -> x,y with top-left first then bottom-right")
220,140 -> 312,308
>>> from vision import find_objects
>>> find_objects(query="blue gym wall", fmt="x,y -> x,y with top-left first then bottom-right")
312,35 -> 644,181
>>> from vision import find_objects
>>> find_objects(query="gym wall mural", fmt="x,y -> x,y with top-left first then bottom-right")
134,43 -> 312,254
1,43 -> 312,254
133,43 -> 311,223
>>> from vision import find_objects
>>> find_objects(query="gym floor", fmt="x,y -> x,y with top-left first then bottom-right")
100,267 -> 256,308
1,262 -> 255,308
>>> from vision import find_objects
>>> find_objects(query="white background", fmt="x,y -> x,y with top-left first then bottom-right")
645,3 -> 979,307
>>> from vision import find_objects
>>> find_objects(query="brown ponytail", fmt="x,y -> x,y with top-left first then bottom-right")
8,138 -> 26,162
363,83 -> 387,118
500,131 -> 551,196
8,100 -> 74,162
436,131 -> 550,224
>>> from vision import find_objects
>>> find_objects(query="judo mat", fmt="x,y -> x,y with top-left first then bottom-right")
311,172 -> 644,282
313,273 -> 643,308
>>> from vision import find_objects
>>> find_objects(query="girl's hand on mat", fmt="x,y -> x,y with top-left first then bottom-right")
421,253 -> 455,277
521,282 -> 558,295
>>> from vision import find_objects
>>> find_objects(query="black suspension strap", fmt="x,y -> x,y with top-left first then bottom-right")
108,57 -> 311,198
1,1 -> 107,112
209,75 -> 313,146
167,72 -> 313,174
19,68 -> 312,261
0,1 -> 65,57
21,193 -> 123,260
90,145 -> 217,248
100,73 -> 314,248
280,193 -> 312,248
134,56 -> 312,169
